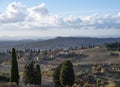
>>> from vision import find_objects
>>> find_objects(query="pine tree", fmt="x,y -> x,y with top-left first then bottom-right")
10,48 -> 19,85
60,60 -> 75,87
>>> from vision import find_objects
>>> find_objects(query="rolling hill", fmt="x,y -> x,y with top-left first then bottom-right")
0,37 -> 120,51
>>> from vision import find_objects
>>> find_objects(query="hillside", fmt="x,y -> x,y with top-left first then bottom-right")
0,45 -> 120,86
71,46 -> 120,64
0,37 -> 120,51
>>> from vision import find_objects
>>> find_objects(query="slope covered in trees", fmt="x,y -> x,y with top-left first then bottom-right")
0,37 -> 120,51
105,42 -> 120,51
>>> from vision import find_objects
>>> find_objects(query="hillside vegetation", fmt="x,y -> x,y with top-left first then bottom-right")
0,41 -> 120,87
0,37 -> 120,51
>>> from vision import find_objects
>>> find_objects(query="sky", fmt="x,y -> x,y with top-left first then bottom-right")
0,0 -> 120,40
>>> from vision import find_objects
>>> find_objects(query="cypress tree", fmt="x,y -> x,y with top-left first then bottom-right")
53,64 -> 62,87
10,48 -> 19,85
60,60 -> 75,87
23,62 -> 41,85
23,64 -> 29,85
36,64 -> 41,85
23,62 -> 34,85
23,63 -> 33,85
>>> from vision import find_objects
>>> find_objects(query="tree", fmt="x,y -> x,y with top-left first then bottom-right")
36,64 -> 41,85
60,60 -> 75,87
53,64 -> 62,87
23,62 -> 33,85
23,62 -> 41,85
81,45 -> 84,49
10,48 -> 19,85
38,49 -> 40,53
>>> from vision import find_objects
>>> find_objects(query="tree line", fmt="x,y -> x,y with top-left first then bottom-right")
105,42 -> 120,51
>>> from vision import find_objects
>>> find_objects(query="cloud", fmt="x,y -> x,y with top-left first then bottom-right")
0,1 -> 120,30
0,2 -> 27,23
26,2 -> 49,22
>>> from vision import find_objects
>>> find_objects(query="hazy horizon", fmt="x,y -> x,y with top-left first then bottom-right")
0,35 -> 120,41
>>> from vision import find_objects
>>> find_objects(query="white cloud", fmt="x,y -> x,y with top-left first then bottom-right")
0,2 -> 120,38
0,2 -> 27,23
26,2 -> 49,22
0,2 -> 120,29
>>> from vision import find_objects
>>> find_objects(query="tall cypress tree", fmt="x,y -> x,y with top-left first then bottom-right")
53,64 -> 62,87
10,48 -> 19,85
36,64 -> 41,85
60,60 -> 75,87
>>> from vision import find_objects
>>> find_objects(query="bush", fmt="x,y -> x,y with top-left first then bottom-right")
110,52 -> 119,57
0,76 -> 9,82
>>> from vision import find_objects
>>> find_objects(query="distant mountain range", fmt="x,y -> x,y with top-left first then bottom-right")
0,37 -> 120,51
